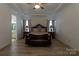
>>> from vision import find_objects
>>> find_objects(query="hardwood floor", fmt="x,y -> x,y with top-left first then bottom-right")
0,39 -> 78,56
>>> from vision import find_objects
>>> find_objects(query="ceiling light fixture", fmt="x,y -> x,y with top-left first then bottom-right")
34,4 -> 40,9
33,3 -> 44,9
27,3 -> 45,9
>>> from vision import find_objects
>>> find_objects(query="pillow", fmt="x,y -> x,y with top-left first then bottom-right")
32,28 -> 38,32
40,29 -> 46,32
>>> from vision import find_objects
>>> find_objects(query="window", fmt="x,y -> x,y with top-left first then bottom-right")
54,20 -> 56,27
11,15 -> 16,23
48,20 -> 53,32
11,14 -> 16,30
11,14 -> 17,40
49,20 -> 52,26
25,20 -> 29,32
25,20 -> 29,26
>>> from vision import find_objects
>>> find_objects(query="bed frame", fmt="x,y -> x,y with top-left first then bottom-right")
25,24 -> 51,46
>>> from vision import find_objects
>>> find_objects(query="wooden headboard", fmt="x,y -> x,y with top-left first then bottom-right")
31,24 -> 47,32
32,24 -> 46,28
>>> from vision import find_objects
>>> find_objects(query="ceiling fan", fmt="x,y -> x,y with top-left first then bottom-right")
27,3 -> 46,9
33,3 -> 44,9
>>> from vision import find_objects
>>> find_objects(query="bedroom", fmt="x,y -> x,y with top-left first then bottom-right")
0,3 -> 79,56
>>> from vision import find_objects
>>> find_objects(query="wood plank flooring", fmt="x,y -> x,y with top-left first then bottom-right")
0,39 -> 78,56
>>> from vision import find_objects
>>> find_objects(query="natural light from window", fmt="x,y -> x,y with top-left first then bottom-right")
11,15 -> 16,23
25,20 -> 29,26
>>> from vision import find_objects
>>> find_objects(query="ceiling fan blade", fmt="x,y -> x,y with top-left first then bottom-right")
41,7 -> 44,9
33,7 -> 35,9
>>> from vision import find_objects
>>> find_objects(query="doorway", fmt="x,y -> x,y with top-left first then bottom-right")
11,14 -> 17,42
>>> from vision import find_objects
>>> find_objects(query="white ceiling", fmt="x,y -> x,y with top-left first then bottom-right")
7,3 -> 64,19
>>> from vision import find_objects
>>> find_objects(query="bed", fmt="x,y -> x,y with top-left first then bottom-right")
25,24 -> 51,46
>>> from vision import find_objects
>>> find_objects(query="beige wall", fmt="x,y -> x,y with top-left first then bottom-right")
56,4 -> 79,50
31,15 -> 48,26
0,4 -> 11,49
0,4 -> 24,49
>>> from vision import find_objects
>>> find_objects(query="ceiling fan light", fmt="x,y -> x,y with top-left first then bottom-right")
34,5 -> 40,9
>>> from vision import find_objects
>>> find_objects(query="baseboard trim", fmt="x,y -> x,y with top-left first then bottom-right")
55,38 -> 72,49
0,43 -> 11,51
